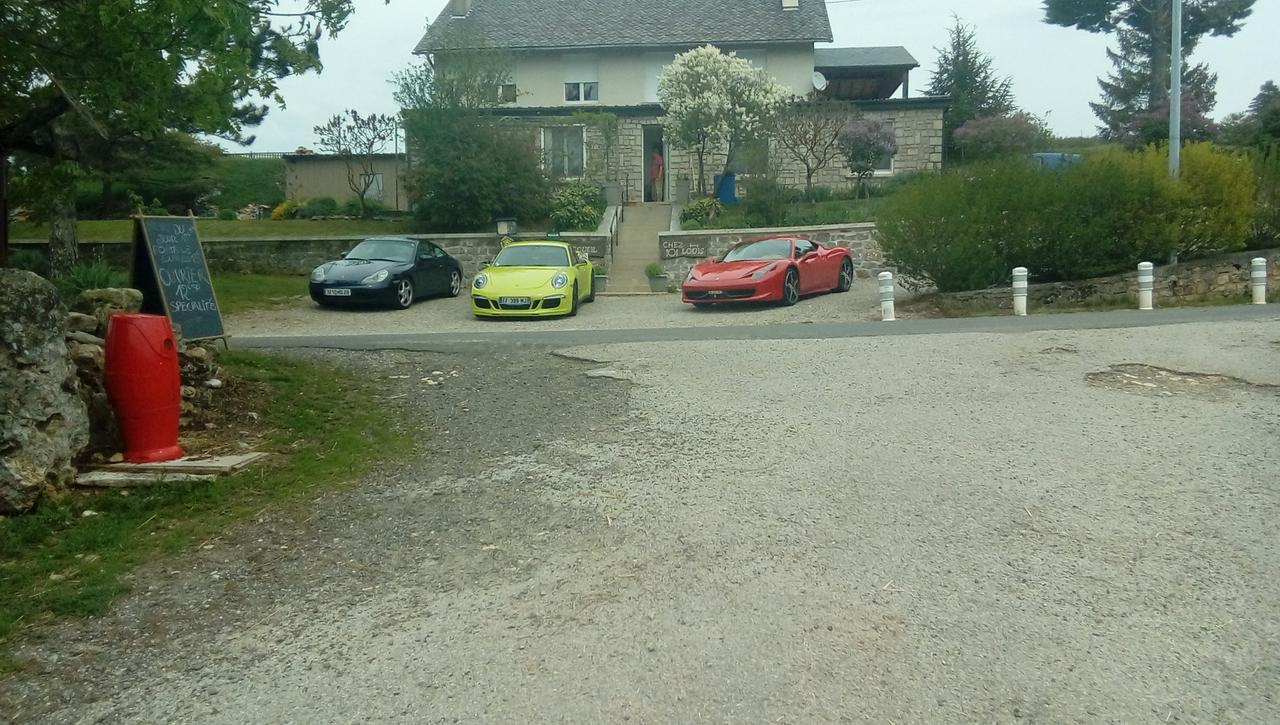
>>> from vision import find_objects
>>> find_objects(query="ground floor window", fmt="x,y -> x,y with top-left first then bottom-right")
360,173 -> 384,200
543,126 -> 585,178
874,121 -> 896,174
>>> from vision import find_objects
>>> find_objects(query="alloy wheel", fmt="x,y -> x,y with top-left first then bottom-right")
783,270 -> 800,306
396,280 -> 414,308
839,260 -> 853,291
449,271 -> 462,297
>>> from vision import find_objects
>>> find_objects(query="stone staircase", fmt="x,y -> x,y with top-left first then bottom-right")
608,204 -> 671,294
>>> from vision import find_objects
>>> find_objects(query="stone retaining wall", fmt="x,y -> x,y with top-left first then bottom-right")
655,222 -> 885,281
12,207 -> 620,281
939,248 -> 1280,309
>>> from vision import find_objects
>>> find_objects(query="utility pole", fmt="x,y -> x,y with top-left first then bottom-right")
1169,0 -> 1183,179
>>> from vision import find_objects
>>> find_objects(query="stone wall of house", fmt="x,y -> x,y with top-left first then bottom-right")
655,222 -> 885,280
938,248 -> 1280,309
11,209 -> 620,282
790,106 -> 945,190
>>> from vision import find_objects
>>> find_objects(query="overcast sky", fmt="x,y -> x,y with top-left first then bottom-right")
229,0 -> 1280,151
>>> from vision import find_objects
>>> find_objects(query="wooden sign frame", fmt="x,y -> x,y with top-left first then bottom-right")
129,214 -> 229,346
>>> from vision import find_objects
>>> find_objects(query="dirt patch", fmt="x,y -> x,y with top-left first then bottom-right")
1087,363 -> 1280,400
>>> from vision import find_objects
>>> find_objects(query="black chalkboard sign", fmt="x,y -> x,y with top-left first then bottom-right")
130,216 -> 226,341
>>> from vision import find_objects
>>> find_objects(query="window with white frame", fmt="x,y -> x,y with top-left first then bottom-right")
498,83 -> 517,103
561,54 -> 599,104
543,126 -> 585,178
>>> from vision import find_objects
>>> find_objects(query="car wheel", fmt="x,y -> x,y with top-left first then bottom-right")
835,258 -> 854,293
569,282 -> 580,317
446,269 -> 463,298
393,279 -> 414,309
781,268 -> 800,306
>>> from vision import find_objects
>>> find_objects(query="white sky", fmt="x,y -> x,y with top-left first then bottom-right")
229,0 -> 1280,151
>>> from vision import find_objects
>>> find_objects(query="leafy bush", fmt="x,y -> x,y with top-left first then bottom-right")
271,199 -> 301,220
954,113 -> 1051,161
681,196 -> 723,226
1174,143 -> 1256,257
738,176 -> 798,227
1251,143 -> 1280,248
550,182 -> 606,231
644,262 -> 666,279
56,263 -> 127,300
9,249 -> 50,277
297,197 -> 339,219
217,208 -> 237,221
839,119 -> 896,195
340,197 -> 387,218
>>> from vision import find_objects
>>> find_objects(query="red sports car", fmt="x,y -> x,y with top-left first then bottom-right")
681,236 -> 855,307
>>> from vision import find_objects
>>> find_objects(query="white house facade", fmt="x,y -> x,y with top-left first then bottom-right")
416,0 -> 946,203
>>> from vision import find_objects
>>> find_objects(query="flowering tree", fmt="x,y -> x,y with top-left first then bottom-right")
658,45 -> 787,196
839,120 -> 897,198
953,112 -> 1051,161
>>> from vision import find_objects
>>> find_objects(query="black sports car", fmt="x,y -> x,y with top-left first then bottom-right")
309,237 -> 464,309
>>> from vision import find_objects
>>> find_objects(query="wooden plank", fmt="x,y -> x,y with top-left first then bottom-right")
86,452 -> 268,475
75,471 -> 216,488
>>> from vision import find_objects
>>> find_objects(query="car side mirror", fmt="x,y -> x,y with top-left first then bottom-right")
481,259 -> 492,269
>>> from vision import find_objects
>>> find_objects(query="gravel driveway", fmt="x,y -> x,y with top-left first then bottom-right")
227,278 -> 919,338
3,318 -> 1278,723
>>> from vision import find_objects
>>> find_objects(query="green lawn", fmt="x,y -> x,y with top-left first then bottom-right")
0,352 -> 413,662
10,218 -> 417,241
684,197 -> 886,230
212,273 -> 309,315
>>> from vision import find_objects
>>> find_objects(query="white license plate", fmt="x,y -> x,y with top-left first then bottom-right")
324,288 -> 353,297
499,296 -> 531,305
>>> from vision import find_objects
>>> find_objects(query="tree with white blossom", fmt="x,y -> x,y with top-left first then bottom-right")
658,45 -> 787,196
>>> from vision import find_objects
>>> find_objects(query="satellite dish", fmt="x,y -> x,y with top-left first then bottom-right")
812,71 -> 829,91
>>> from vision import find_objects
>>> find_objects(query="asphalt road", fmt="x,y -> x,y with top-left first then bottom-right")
4,315 -> 1278,723
232,304 -> 1280,353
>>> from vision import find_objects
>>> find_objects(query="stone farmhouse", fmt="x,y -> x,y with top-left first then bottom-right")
415,0 -> 946,203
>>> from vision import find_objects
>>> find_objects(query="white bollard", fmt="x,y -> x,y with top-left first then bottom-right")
1252,257 -> 1268,305
1012,267 -> 1029,317
878,272 -> 896,322
1137,262 -> 1154,311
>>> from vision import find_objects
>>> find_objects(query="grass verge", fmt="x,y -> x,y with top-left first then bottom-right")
212,273 -> 309,315
905,292 -> 1269,318
0,351 -> 412,663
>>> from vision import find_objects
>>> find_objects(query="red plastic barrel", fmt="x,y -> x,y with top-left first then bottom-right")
104,313 -> 184,464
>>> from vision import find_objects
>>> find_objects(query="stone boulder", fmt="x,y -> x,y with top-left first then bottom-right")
0,270 -> 90,514
70,288 -> 143,338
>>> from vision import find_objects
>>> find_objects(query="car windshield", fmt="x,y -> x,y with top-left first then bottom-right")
346,239 -> 415,263
721,239 -> 792,262
492,244 -> 571,267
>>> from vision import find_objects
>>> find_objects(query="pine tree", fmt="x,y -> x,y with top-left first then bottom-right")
925,19 -> 1016,157
1043,0 -> 1254,140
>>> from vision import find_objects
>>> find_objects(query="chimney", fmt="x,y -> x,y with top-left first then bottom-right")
782,0 -> 799,9
450,0 -> 473,17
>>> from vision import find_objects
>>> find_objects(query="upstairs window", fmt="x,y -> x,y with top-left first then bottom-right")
498,83 -> 517,103
564,82 -> 599,102
561,54 -> 599,104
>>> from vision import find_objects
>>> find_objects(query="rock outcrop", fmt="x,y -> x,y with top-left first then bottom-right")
0,270 -> 90,514
70,288 -> 143,337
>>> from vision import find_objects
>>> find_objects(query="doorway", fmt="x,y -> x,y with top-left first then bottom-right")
642,125 -> 666,203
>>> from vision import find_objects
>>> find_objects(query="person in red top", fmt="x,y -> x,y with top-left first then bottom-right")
648,145 -> 665,202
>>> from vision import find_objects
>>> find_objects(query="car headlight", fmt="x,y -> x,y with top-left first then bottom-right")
752,264 -> 778,280
686,268 -> 697,282
361,269 -> 389,285
473,273 -> 488,289
310,266 -> 326,282
551,272 -> 569,289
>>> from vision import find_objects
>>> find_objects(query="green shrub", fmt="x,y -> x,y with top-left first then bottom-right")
549,182 -> 606,231
297,197 -> 339,219
1251,143 -> 1280,248
739,176 -> 799,227
681,196 -> 723,225
644,262 -> 666,279
879,153 -> 1182,292
340,197 -> 387,218
216,208 -> 237,221
271,199 -> 301,220
9,249 -> 50,277
1171,142 -> 1253,257
56,262 -> 127,300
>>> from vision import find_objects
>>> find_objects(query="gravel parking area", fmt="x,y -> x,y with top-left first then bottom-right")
226,279 -> 918,338
3,318 -> 1277,723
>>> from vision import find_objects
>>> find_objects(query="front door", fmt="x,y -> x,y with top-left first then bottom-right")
642,125 -> 666,203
